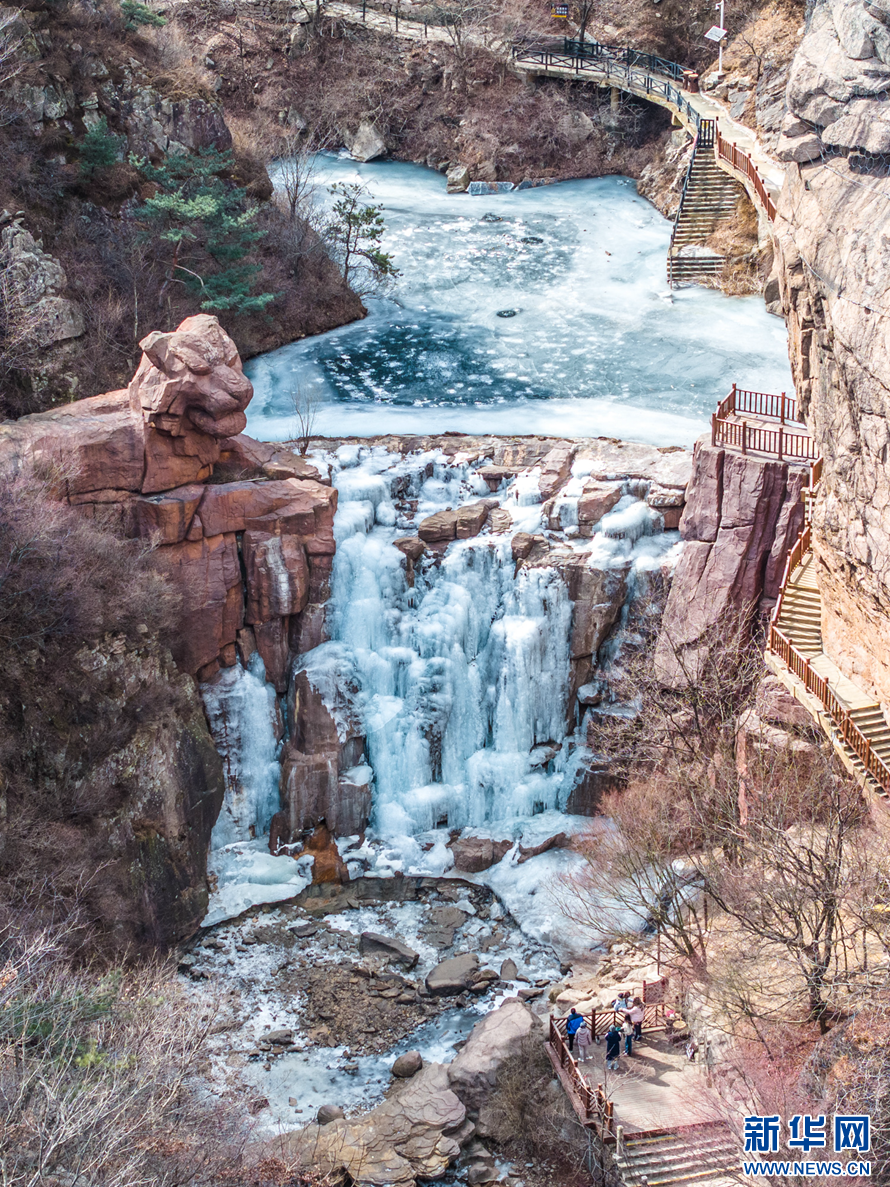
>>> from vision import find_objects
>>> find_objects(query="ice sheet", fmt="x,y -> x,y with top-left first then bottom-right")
246,158 -> 793,446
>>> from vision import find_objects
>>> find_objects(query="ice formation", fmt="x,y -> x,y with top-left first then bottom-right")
201,655 -> 315,924
247,156 -> 793,445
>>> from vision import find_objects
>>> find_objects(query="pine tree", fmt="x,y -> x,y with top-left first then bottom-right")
79,117 -> 121,179
326,182 -> 400,297
120,0 -> 166,29
129,148 -> 276,314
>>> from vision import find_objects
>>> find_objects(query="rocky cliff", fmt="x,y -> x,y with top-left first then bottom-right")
773,0 -> 890,706
0,314 -> 338,946
655,440 -> 807,683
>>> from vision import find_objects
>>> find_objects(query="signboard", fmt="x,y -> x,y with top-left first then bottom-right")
704,24 -> 726,39
551,4 -> 570,16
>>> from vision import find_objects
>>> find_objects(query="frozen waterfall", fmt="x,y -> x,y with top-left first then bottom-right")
202,653 -> 282,849
294,449 -> 573,836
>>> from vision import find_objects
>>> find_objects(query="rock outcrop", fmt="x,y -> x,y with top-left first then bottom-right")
655,440 -> 807,684
0,316 -> 340,937
775,0 -> 890,706
277,1061 -> 467,1186
0,315 -> 337,686
447,998 -> 540,1110
276,998 -> 540,1185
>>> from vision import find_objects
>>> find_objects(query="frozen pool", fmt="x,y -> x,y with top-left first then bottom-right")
245,155 -> 793,447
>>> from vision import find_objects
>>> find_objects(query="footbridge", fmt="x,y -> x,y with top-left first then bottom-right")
322,1 -> 785,282
511,38 -> 782,281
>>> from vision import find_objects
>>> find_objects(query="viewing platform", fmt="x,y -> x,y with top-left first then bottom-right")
710,385 -> 818,462
546,1004 -> 741,1185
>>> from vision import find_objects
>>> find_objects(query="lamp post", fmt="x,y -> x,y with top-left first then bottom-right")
716,0 -> 725,74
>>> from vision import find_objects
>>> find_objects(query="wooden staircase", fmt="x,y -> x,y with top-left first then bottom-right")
668,121 -> 744,286
773,552 -> 890,800
616,1122 -> 740,1187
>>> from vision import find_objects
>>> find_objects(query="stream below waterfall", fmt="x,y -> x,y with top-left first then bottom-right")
187,157 -> 794,1157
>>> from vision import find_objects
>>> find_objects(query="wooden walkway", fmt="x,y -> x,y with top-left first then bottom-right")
768,530 -> 890,800
547,1013 -> 742,1186
321,3 -> 784,230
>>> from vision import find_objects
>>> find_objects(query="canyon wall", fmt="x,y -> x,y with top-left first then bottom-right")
773,0 -> 890,706
656,440 -> 808,683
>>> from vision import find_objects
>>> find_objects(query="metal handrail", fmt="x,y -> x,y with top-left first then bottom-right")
510,45 -> 703,131
562,36 -> 686,82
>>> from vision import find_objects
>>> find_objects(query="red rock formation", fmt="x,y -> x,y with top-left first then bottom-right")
655,440 -> 808,685
0,315 -> 338,688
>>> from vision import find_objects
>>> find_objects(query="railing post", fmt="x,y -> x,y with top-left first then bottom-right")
741,422 -> 747,455
711,413 -> 717,447
730,382 -> 737,413
781,391 -> 786,424
778,425 -> 784,461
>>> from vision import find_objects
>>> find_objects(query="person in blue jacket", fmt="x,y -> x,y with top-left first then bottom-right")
565,1008 -> 584,1052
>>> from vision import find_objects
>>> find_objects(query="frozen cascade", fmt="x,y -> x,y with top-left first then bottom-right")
202,653 -> 282,849
296,450 -> 575,836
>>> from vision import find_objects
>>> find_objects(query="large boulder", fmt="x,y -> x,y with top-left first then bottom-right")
447,999 -> 540,1110
278,1062 -> 466,1185
359,932 -> 420,970
348,120 -> 387,162
448,835 -> 512,873
446,164 -> 471,193
426,953 -> 479,995
392,1050 -> 423,1078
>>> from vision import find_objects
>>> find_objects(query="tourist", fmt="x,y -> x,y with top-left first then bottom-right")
576,1021 -> 592,1063
565,1007 -> 583,1051
612,991 -> 629,1012
623,1013 -> 634,1056
630,997 -> 644,1042
605,1023 -> 621,1070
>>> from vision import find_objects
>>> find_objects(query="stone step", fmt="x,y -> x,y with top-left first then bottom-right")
618,1155 -> 740,1187
622,1143 -> 738,1169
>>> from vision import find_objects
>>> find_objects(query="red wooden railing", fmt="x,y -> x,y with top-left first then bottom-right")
548,994 -> 669,1138
711,385 -> 819,461
715,128 -> 777,221
768,624 -> 890,791
772,524 -> 810,625
715,384 -> 800,424
549,1015 -> 616,1136
767,463 -> 890,793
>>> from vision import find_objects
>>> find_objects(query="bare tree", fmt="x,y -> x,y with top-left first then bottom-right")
427,0 -> 492,90
275,136 -> 329,264
0,10 -> 25,127
0,915 -> 247,1186
289,383 -> 322,454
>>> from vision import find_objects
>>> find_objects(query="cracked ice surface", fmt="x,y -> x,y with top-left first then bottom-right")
246,156 -> 792,445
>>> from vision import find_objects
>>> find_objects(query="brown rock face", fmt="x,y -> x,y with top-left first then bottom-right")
774,6 -> 890,704
655,441 -> 808,685
448,835 -> 512,872
0,317 -> 338,684
164,533 -> 244,676
0,316 -> 344,948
